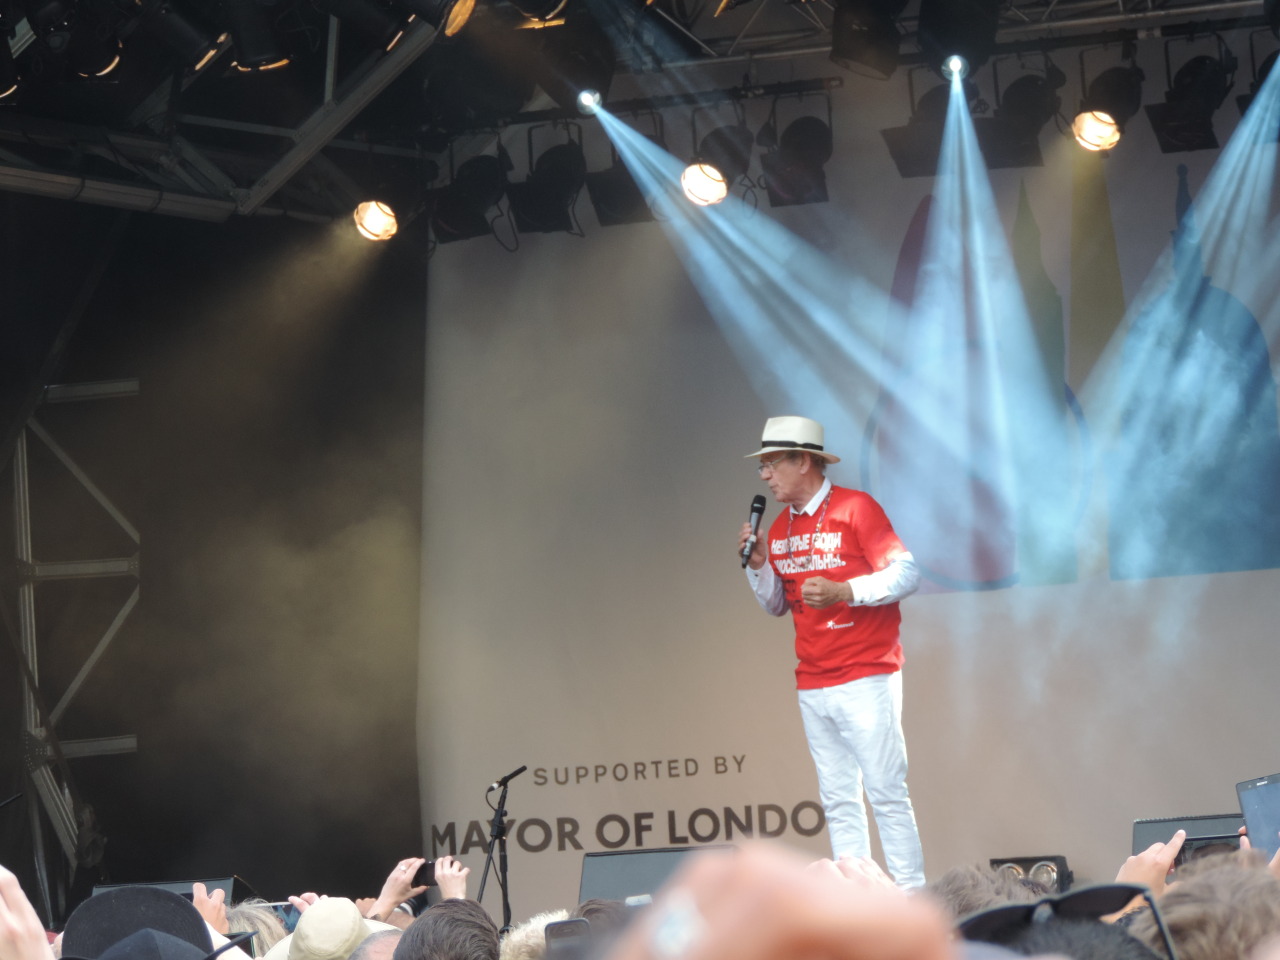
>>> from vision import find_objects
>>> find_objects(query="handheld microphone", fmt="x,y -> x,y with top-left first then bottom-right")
741,495 -> 767,569
488,765 -> 527,792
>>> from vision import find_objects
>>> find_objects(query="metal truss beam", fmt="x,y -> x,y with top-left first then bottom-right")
237,19 -> 440,214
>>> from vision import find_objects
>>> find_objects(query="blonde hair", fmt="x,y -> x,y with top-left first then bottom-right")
227,900 -> 288,958
498,910 -> 569,960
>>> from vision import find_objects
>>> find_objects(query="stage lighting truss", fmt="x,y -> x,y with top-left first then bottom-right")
1073,44 -> 1144,151
758,94 -> 833,207
1236,31 -> 1280,119
1145,34 -> 1237,153
506,122 -> 588,235
989,856 -> 1073,894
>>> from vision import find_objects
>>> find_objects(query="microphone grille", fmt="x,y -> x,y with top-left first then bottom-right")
751,495 -> 767,511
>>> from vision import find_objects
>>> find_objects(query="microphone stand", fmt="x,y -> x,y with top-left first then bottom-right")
476,783 -> 513,935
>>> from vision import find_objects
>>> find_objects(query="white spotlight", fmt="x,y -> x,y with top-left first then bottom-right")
942,54 -> 968,80
680,162 -> 729,206
577,89 -> 602,115
1072,109 -> 1121,151
353,200 -> 398,241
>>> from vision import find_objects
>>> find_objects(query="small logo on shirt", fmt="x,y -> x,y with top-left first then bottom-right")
826,620 -> 855,630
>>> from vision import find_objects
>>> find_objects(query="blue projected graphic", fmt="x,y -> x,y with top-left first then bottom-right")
1107,167 -> 1280,580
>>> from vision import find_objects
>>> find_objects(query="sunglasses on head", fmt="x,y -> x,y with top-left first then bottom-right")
957,883 -> 1178,960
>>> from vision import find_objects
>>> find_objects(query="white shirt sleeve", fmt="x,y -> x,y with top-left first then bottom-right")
745,561 -> 788,616
847,552 -> 921,606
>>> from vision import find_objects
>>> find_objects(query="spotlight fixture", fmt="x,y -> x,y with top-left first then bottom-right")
975,56 -> 1065,168
508,0 -> 568,23
532,11 -> 615,113
760,109 -> 833,207
353,200 -> 398,241
1145,37 -> 1238,152
65,26 -> 122,76
682,122 -> 752,206
313,0 -> 411,51
1072,50 -> 1144,151
507,133 -> 587,234
828,0 -> 905,80
24,0 -> 73,52
143,2 -> 226,71
916,0 -> 999,77
586,119 -> 660,226
430,154 -> 509,243
989,856 -> 1072,894
1237,42 -> 1278,117
681,163 -> 727,206
941,54 -> 967,81
578,88 -> 602,115
419,30 -> 537,148
881,68 -> 980,177
225,0 -> 289,71
392,0 -> 473,36
712,0 -> 748,18
0,36 -> 17,98
585,155 -> 654,226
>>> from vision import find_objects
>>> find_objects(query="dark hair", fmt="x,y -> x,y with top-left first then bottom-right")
393,900 -> 499,960
997,917 -> 1163,960
925,864 -> 1049,921
352,931 -> 404,960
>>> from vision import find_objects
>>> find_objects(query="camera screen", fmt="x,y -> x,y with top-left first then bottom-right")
1238,776 -> 1280,860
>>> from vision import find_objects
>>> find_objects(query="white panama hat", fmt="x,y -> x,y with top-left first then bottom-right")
744,416 -> 841,463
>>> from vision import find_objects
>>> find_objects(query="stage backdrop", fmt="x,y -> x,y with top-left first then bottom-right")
420,34 -> 1280,923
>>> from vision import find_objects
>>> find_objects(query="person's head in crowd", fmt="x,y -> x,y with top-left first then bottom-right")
497,910 -> 568,960
925,864 -> 1050,921
1128,850 -> 1280,960
61,886 -> 215,959
226,901 -> 287,958
568,901 -> 628,940
393,898 -> 498,960
263,898 -> 397,960
349,931 -> 402,960
995,918 -> 1163,960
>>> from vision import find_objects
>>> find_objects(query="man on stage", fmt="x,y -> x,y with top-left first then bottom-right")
738,415 -> 925,888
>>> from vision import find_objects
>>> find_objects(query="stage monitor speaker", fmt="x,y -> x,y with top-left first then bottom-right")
579,846 -> 731,903
1132,813 -> 1243,861
92,877 -> 258,903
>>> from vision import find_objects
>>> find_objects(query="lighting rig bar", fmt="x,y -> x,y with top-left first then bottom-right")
463,77 -> 844,129
636,0 -> 1267,70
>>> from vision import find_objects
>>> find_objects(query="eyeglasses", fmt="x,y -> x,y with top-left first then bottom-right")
957,883 -> 1179,960
756,455 -> 793,475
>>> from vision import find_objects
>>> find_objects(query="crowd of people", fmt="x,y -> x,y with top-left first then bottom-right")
4,832 -> 1280,960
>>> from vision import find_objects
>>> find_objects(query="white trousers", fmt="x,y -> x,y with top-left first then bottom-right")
797,671 -> 925,888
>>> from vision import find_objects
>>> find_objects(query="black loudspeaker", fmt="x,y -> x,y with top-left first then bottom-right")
92,877 -> 258,903
579,847 -> 731,903
1132,813 -> 1243,861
